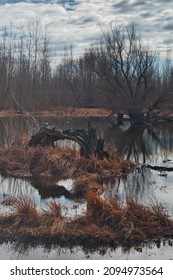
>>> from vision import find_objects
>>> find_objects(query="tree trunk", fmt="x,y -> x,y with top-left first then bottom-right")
29,126 -> 109,159
128,112 -> 147,125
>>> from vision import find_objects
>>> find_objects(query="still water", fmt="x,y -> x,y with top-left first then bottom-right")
0,116 -> 173,259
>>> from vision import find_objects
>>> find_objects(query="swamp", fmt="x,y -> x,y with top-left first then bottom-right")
0,115 -> 173,259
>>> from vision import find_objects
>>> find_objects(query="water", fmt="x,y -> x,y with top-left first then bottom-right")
0,116 -> 173,259
0,240 -> 173,260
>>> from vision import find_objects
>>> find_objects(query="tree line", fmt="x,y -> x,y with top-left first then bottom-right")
0,20 -> 173,122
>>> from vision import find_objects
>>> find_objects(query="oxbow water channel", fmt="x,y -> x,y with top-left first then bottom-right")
0,116 -> 173,259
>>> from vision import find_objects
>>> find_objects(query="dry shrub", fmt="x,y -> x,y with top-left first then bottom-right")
0,141 -> 132,180
0,195 -> 173,244
51,218 -> 65,234
121,200 -> 173,241
79,223 -> 116,242
1,146 -> 27,163
74,152 -> 132,181
46,200 -> 62,218
7,196 -> 39,228
72,176 -> 103,197
12,134 -> 29,147
40,200 -> 63,227
86,191 -> 124,231
1,198 -> 17,206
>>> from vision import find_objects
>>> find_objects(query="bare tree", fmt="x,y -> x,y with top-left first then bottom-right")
93,23 -> 162,123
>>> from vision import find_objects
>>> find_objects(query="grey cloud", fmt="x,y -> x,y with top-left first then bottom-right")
140,12 -> 154,19
83,17 -> 95,24
132,0 -> 146,6
163,23 -> 173,31
113,0 -> 130,10
69,16 -> 95,26
0,0 -> 79,5
112,0 -> 150,15
154,0 -> 173,2
162,38 -> 173,45
0,0 -> 172,60
164,16 -> 173,22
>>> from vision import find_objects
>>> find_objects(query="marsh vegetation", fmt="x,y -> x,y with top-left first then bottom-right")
1,19 -> 173,258
0,118 -> 173,252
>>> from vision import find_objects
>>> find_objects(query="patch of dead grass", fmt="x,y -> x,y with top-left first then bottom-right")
0,193 -> 173,245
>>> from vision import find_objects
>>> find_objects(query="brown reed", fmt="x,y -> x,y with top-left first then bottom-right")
0,194 -> 173,245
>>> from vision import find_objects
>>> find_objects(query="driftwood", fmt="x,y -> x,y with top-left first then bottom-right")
29,126 -> 109,159
145,164 -> 173,172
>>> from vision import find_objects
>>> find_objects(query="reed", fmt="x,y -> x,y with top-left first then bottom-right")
72,176 -> 103,197
0,195 -> 173,245
0,143 -> 133,181
1,196 -> 39,229
1,141 -> 171,245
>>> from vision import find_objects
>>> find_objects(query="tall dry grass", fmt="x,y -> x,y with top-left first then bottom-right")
0,143 -> 133,184
0,196 -> 39,228
0,194 -> 173,245
1,141 -> 171,245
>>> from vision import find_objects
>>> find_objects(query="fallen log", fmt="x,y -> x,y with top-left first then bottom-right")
145,164 -> 173,172
29,126 -> 109,159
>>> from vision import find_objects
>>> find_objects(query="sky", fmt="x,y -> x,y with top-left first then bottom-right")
0,0 -> 173,63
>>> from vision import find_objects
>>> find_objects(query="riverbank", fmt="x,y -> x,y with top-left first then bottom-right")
0,108 -> 111,118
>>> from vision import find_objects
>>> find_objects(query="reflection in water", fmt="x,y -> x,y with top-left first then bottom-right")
1,117 -> 173,259
105,123 -> 173,164
0,117 -> 37,147
0,239 -> 173,260
0,177 -> 86,218
103,167 -> 173,217
1,116 -> 173,164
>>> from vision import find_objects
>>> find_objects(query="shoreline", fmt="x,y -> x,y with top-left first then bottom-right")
0,108 -> 112,118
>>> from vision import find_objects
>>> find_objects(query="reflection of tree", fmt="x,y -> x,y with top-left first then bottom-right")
105,123 -> 166,163
119,125 -> 147,163
0,116 -> 35,147
0,177 -> 35,199
103,166 -> 155,206
30,179 -> 73,200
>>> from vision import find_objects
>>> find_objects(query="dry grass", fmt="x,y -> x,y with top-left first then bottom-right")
0,143 -> 133,183
1,140 -> 171,246
72,176 -> 103,197
1,193 -> 172,245
0,108 -> 111,118
0,196 -> 39,229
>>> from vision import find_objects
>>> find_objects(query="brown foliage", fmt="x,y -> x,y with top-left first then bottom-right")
2,196 -> 39,228
72,176 -> 103,197
0,193 -> 173,245
1,141 -> 171,245
0,144 -> 132,182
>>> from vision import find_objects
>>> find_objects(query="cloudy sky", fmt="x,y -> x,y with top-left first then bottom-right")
0,0 -> 173,63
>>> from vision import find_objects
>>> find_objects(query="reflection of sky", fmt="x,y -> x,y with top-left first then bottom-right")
103,168 -> 173,218
0,240 -> 173,259
0,176 -> 86,217
0,177 -> 42,212
0,0 -> 173,62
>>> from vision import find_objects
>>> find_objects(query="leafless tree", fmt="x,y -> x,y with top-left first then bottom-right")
93,23 -> 166,123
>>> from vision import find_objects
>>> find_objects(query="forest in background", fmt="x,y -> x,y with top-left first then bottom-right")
0,19 -> 173,121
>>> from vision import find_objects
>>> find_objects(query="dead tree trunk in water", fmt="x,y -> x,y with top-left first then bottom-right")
28,126 -> 109,159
